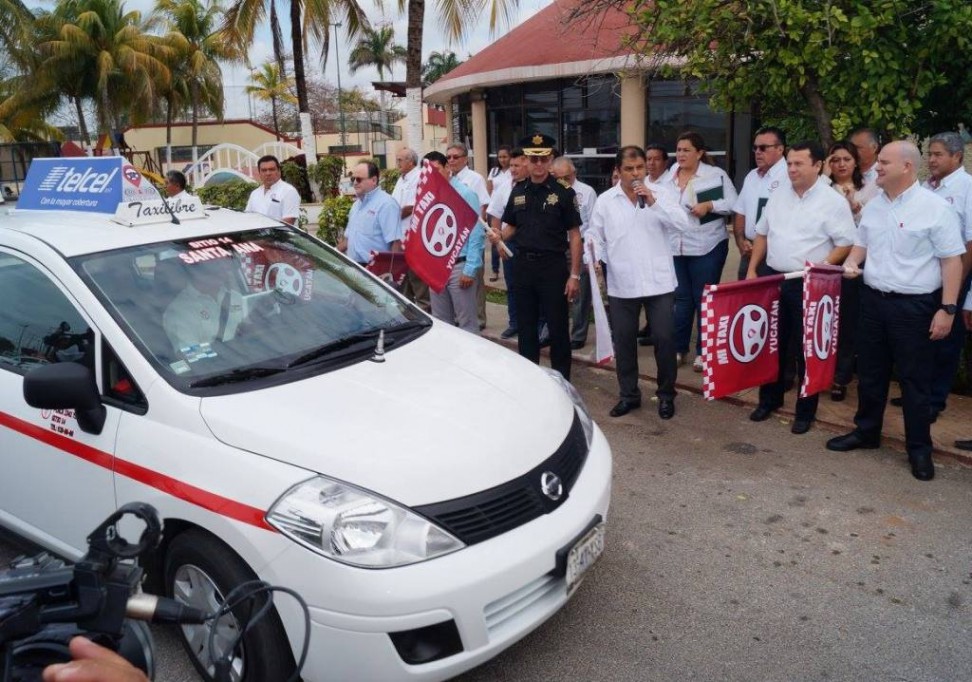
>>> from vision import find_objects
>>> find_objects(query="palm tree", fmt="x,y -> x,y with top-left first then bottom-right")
154,0 -> 243,162
348,24 -> 406,81
245,60 -> 297,140
401,0 -> 518,150
38,0 -> 171,136
221,0 -> 368,123
422,50 -> 461,85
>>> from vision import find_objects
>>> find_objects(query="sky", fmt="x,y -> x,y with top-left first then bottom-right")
123,0 -> 552,119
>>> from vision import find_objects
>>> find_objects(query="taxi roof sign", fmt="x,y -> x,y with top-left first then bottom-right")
112,196 -> 207,227
17,157 -> 162,214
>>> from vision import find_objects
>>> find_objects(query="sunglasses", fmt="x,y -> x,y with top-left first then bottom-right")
752,144 -> 781,152
446,154 -> 465,160
351,177 -> 368,183
528,156 -> 551,163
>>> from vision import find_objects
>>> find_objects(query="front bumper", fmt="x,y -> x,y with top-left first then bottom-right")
263,424 -> 613,681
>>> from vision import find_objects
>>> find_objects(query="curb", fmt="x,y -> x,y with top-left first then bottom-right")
481,326 -> 972,470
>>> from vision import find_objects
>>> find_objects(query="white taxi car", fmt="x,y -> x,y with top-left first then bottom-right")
0,158 -> 612,681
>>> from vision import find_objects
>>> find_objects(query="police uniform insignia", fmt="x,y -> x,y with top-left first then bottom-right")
532,134 -> 544,145
547,193 -> 558,205
514,195 -> 526,206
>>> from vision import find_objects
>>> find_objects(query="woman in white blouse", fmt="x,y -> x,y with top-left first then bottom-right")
663,131 -> 738,371
826,140 -> 878,401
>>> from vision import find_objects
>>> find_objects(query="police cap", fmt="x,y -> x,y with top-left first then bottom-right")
519,132 -> 556,157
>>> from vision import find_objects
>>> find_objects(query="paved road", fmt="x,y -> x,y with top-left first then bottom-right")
3,363 -> 970,681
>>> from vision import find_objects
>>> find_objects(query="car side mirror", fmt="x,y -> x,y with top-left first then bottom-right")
23,362 -> 107,435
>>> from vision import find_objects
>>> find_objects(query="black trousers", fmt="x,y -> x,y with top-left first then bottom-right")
854,286 -> 938,459
609,293 -> 676,402
758,277 -> 818,420
833,276 -> 861,385
512,252 -> 572,380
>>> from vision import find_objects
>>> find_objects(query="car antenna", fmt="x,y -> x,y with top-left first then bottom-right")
159,195 -> 181,225
370,329 -> 386,363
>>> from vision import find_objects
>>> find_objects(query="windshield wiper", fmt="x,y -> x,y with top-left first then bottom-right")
189,366 -> 286,388
286,320 -> 429,369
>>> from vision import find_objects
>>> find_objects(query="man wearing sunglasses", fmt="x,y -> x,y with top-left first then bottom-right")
733,127 -> 790,280
491,133 -> 582,381
338,161 -> 402,265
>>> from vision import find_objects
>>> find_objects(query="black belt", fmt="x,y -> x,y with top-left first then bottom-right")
519,250 -> 560,261
865,285 -> 939,299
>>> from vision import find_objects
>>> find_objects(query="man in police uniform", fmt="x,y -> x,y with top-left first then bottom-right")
492,133 -> 582,380
826,141 -> 964,481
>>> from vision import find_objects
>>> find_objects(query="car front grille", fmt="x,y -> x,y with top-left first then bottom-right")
414,412 -> 588,545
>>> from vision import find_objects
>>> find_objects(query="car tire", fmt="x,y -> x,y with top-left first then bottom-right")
164,529 -> 296,682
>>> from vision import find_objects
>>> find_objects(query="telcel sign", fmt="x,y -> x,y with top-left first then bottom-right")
17,157 -> 161,214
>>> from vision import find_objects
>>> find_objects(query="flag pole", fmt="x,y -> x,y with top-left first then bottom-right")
480,218 -> 514,258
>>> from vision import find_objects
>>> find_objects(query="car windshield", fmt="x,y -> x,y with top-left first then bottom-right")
73,226 -> 427,392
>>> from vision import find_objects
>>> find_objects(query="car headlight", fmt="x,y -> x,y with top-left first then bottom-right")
267,476 -> 465,568
542,368 -> 594,448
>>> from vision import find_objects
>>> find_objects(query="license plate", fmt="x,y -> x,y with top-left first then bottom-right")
565,522 -> 605,592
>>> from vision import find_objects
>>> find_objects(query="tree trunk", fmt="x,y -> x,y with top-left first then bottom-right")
270,0 -> 286,78
799,74 -> 833,148
191,81 -> 199,159
272,97 -> 280,140
290,0 -> 308,113
73,96 -> 90,148
165,96 -> 174,167
405,0 -> 424,151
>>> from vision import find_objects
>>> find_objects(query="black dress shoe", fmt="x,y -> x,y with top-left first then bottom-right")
909,453 -> 935,481
637,325 -> 651,339
638,336 -> 654,347
955,439 -> 972,451
791,417 -> 814,435
658,398 -> 675,420
500,327 -> 518,340
570,340 -> 585,350
749,404 -> 781,422
889,396 -> 904,407
609,399 -> 641,417
826,431 -> 881,452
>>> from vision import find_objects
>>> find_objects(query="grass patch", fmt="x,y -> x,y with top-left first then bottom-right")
486,289 -> 507,305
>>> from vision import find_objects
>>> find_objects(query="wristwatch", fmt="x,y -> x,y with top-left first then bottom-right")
940,303 -> 958,315
569,273 -> 581,281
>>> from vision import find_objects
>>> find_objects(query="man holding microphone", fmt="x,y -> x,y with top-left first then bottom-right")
588,145 -> 687,419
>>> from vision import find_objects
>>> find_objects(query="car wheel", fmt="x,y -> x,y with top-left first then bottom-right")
164,529 -> 296,682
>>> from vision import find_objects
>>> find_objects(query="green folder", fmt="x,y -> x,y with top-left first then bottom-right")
755,196 -> 768,224
695,184 -> 725,225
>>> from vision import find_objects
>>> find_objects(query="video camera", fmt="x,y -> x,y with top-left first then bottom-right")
0,503 -> 206,681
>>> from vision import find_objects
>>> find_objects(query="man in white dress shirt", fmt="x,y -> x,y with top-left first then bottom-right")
826,141 -> 964,481
244,155 -> 301,225
392,148 -> 428,309
746,141 -> 856,434
589,146 -> 688,420
849,128 -> 880,187
733,127 -> 790,280
551,156 -> 599,350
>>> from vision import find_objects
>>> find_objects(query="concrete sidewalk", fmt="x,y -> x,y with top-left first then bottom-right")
479,272 -> 972,469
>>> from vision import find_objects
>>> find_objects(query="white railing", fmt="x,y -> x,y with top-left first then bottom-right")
184,143 -> 261,187
252,141 -> 303,162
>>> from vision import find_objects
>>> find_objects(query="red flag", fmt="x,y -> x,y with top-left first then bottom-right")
239,245 -> 315,300
800,264 -> 843,398
403,160 -> 479,293
366,250 -> 408,289
701,275 -> 784,400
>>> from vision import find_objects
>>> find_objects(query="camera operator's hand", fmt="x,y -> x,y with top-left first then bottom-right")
42,637 -> 148,682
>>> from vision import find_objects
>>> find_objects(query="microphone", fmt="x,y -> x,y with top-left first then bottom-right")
632,180 -> 646,209
126,593 -> 209,624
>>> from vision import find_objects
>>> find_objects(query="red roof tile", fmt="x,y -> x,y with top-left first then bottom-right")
437,0 -> 636,83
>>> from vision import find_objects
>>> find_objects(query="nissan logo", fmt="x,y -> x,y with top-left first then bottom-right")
540,471 -> 563,501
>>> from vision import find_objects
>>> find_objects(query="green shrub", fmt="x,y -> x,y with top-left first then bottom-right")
378,166 -> 400,194
281,160 -> 313,202
309,156 -> 345,198
317,195 -> 354,245
197,180 -> 257,211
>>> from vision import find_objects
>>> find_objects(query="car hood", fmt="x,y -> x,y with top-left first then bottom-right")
199,325 -> 577,506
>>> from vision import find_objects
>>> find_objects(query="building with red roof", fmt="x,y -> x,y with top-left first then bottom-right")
423,0 -> 752,190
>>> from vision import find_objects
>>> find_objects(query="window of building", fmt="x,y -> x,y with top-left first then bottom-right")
648,80 -> 729,168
